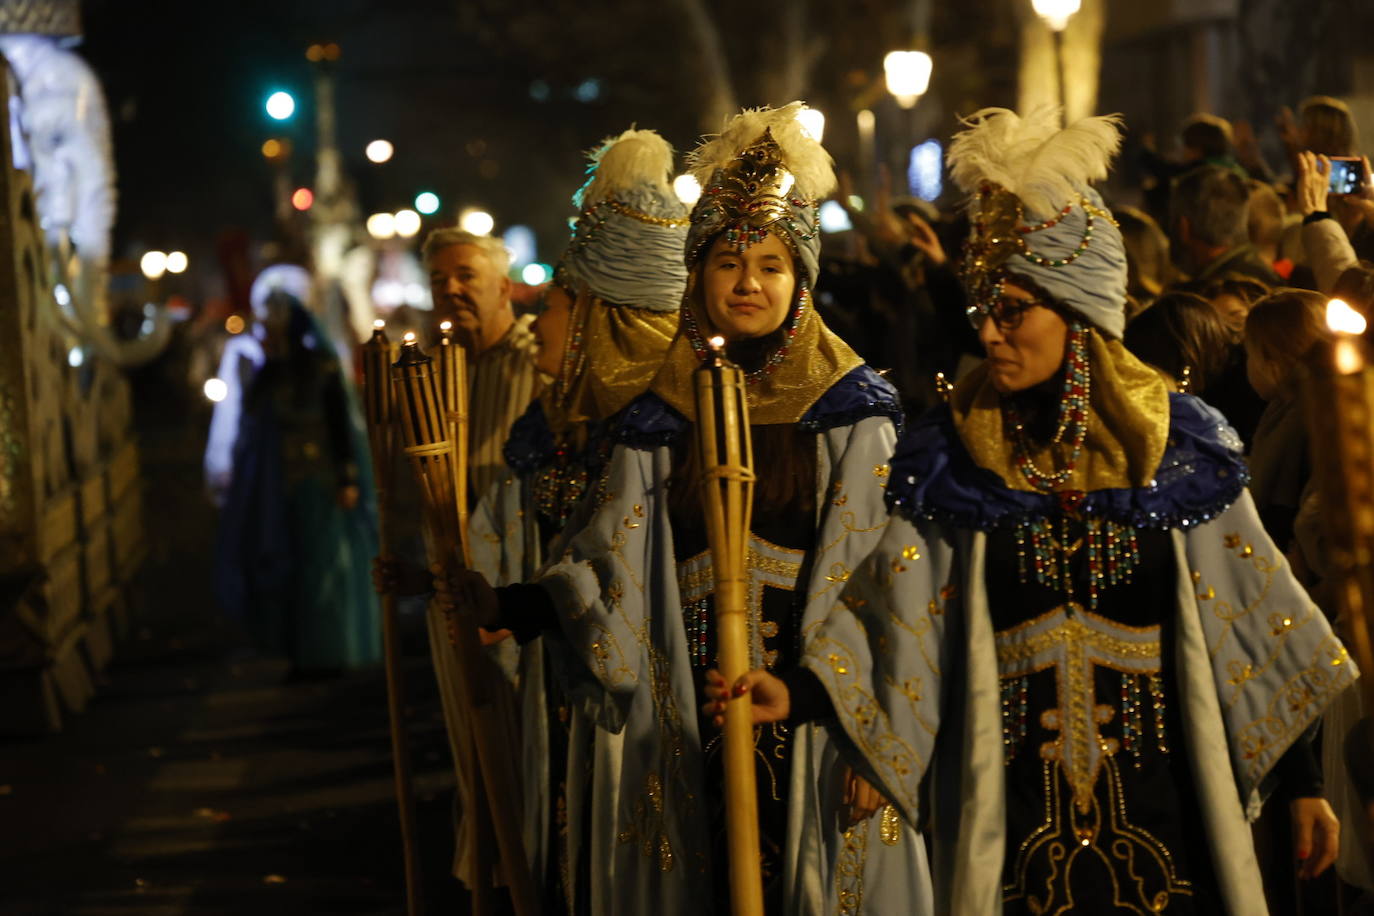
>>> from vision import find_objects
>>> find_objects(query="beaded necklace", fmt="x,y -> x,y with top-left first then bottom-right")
683,281 -> 810,386
1004,321 -> 1140,610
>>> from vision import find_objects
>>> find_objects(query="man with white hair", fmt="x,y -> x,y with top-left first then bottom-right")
423,228 -> 542,501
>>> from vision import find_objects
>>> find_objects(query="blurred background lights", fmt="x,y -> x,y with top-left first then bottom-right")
573,78 -> 602,103
140,250 -> 168,279
884,51 -> 933,108
291,187 -> 314,210
393,209 -> 422,238
521,262 -> 551,285
459,208 -> 494,236
796,107 -> 825,142
528,80 -> 550,102
265,90 -> 296,121
365,139 -> 394,164
673,174 -> 702,206
909,139 -> 943,202
165,251 -> 188,274
203,378 -> 228,402
225,315 -> 246,334
414,191 -> 440,215
67,346 -> 84,368
818,200 -> 852,233
366,212 -> 397,240
502,225 -> 537,268
261,138 -> 284,160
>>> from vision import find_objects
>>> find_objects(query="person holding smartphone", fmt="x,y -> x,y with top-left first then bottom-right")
1296,150 -> 1374,292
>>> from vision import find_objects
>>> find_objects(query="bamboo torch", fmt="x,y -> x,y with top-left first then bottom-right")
1306,299 -> 1374,719
693,336 -> 764,916
390,334 -> 540,916
437,320 -> 472,564
360,319 -> 423,916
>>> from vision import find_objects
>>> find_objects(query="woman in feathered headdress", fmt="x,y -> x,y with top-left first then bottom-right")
740,107 -> 1355,913
453,103 -> 929,913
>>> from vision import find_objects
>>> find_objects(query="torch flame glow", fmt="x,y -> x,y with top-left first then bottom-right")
373,318 -> 385,329
440,320 -> 452,332
403,331 -> 416,342
1327,298 -> 1368,335
708,335 -> 725,348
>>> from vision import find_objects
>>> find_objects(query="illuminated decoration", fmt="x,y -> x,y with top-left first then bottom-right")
459,208 -> 494,236
502,224 -> 537,268
365,139 -> 394,164
1031,0 -> 1081,31
140,250 -> 167,279
203,377 -> 228,402
795,107 -> 825,143
291,187 -> 314,210
225,315 -> 246,334
367,212 -> 397,240
574,77 -> 601,103
521,262 -> 550,285
265,90 -> 295,121
673,174 -> 702,206
884,50 -> 933,108
393,208 -> 422,238
165,251 -> 188,274
908,139 -> 943,202
818,200 -> 852,233
414,191 -> 440,215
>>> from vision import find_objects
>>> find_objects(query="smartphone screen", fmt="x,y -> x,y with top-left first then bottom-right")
1329,156 -> 1365,195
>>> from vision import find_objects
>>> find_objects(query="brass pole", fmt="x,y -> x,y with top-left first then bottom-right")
361,322 -> 424,916
693,339 -> 764,916
391,335 -> 540,916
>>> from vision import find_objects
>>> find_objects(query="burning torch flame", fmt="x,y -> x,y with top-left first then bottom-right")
708,335 -> 725,349
440,320 -> 453,332
1327,298 -> 1367,335
373,318 -> 386,329
403,331 -> 416,343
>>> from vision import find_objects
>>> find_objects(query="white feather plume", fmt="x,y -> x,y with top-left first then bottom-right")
575,127 -> 676,209
947,106 -> 1123,219
687,101 -> 837,202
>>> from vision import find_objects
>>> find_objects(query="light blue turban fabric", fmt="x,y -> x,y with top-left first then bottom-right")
1005,187 -> 1128,339
559,183 -> 689,313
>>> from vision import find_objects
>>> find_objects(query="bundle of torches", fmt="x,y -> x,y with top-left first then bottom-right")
361,323 -> 766,913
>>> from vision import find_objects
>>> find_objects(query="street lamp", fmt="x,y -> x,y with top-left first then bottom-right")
1031,0 -> 1081,122
883,51 -> 933,109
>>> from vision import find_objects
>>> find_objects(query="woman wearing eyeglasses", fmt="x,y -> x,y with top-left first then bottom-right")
723,108 -> 1356,914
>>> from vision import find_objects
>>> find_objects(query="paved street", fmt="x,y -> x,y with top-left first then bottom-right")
1,373 -> 466,916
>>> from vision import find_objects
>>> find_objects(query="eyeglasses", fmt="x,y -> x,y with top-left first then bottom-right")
966,294 -> 1045,331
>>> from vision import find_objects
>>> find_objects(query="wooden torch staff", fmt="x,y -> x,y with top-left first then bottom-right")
1306,299 -> 1374,720
437,320 -> 472,564
360,320 -> 424,916
390,334 -> 540,916
693,336 -> 765,916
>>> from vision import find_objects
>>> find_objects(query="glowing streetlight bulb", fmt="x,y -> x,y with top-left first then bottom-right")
140,250 -> 168,279
204,378 -> 228,402
393,208 -> 422,238
265,90 -> 296,121
1031,0 -> 1082,31
884,51 -> 934,109
365,139 -> 394,164
796,107 -> 825,142
366,212 -> 397,240
459,208 -> 495,236
673,174 -> 702,206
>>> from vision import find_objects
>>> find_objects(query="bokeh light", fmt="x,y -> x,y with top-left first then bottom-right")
166,251 -> 188,274
414,191 -> 440,215
291,187 -> 314,211
393,209 -> 422,238
367,212 -> 397,240
365,139 -> 394,164
459,208 -> 495,236
140,250 -> 168,279
265,90 -> 296,121
204,378 -> 228,402
673,174 -> 702,206
521,263 -> 550,285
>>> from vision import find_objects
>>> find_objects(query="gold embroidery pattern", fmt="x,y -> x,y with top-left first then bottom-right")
677,534 -> 804,670
1004,756 -> 1192,912
835,819 -> 869,915
996,605 -> 1162,814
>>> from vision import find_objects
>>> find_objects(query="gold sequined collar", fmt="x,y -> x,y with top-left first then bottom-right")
951,332 -> 1169,493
